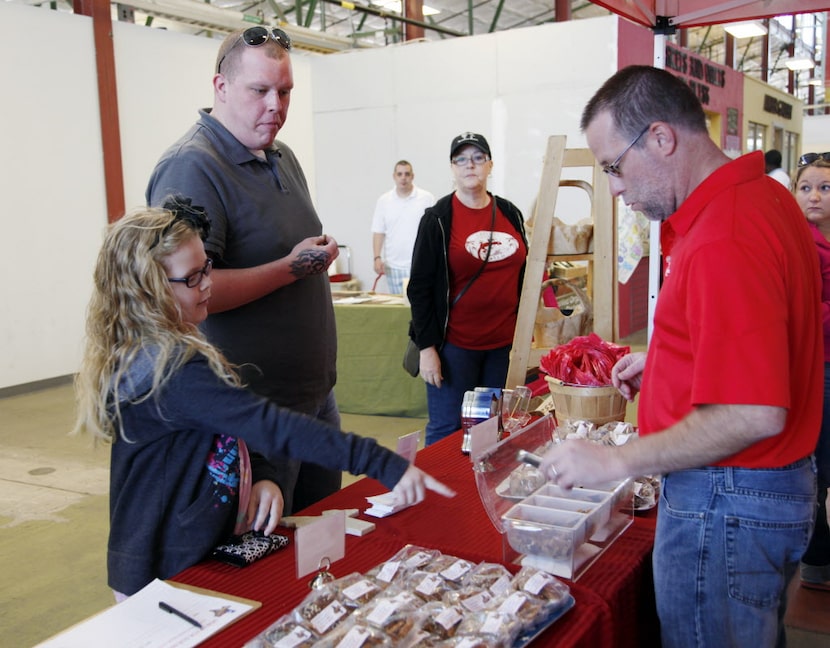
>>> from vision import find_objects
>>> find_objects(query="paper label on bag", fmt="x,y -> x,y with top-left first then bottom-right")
480,612 -> 504,634
415,573 -> 442,596
490,574 -> 511,596
499,592 -> 525,615
459,590 -> 492,612
436,607 -> 462,630
367,599 -> 396,625
295,512 -> 345,579
310,600 -> 348,634
275,626 -> 314,648
336,626 -> 371,648
376,560 -> 400,582
524,571 -> 553,596
440,559 -> 473,581
342,580 -> 377,602
403,551 -> 432,569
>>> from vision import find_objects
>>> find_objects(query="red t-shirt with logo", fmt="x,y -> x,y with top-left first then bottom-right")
446,194 -> 527,350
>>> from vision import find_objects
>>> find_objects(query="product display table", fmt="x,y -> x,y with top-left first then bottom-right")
172,430 -> 660,647
333,300 -> 427,417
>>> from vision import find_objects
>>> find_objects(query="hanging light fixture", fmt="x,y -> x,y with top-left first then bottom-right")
723,21 -> 767,39
784,57 -> 817,71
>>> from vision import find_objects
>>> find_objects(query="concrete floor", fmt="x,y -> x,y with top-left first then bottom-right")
3,359 -> 828,646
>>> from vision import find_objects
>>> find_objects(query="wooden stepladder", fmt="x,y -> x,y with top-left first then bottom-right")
505,136 -> 617,389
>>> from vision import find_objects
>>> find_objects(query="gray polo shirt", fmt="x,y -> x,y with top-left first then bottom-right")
146,110 -> 336,409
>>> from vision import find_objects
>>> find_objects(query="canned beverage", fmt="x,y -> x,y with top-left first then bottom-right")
460,387 -> 501,454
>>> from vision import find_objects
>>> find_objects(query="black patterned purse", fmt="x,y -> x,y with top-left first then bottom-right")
212,530 -> 290,567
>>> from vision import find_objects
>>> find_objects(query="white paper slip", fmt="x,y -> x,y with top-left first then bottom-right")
364,492 -> 409,518
333,296 -> 372,304
36,578 -> 259,648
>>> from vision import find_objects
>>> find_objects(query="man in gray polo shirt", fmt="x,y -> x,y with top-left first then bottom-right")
147,27 -> 341,515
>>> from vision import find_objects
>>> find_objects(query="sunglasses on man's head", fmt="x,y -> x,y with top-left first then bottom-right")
217,27 -> 292,73
798,152 -> 830,167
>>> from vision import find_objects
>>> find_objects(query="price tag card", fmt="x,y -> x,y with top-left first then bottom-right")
468,416 -> 500,462
295,511 -> 346,578
396,430 -> 421,464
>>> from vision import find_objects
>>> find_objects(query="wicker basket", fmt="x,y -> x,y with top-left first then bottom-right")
534,278 -> 593,349
545,376 -> 626,425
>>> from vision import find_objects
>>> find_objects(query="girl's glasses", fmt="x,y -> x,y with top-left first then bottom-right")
168,258 -> 213,289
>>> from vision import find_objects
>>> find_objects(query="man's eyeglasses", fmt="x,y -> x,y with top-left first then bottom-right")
168,258 -> 213,289
798,152 -> 830,168
452,153 -> 491,167
603,125 -> 650,178
217,27 -> 293,74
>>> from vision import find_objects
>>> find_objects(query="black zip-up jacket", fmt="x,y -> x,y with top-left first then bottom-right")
407,192 -> 527,350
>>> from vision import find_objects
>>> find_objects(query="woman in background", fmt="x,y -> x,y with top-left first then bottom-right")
407,133 -> 527,446
74,199 -> 454,598
794,152 -> 830,590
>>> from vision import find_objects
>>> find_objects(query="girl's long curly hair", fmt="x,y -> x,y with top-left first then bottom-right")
73,200 -> 240,443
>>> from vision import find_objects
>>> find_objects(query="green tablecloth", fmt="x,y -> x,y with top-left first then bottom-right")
333,302 -> 427,417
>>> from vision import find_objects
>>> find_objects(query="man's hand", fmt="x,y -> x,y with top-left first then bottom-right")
247,480 -> 284,535
289,235 -> 339,279
373,257 -> 385,276
419,346 -> 443,388
539,440 -> 627,490
391,464 -> 456,506
612,351 -> 647,401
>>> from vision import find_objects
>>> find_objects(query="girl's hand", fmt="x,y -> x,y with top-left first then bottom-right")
248,480 -> 284,535
391,465 -> 456,506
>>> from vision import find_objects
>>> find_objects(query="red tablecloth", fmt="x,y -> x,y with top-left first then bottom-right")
173,430 -> 659,647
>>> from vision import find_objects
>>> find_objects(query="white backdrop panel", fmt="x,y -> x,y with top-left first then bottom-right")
114,23 -> 218,209
391,35 -> 500,103
311,18 -> 619,291
0,3 -> 105,389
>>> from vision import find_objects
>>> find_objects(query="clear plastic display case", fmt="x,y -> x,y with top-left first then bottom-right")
472,414 -> 633,580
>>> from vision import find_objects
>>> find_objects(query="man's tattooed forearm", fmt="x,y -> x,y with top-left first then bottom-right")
290,249 -> 330,278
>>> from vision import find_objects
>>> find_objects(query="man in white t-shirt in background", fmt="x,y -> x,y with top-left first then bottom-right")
765,149 -> 791,189
371,160 -> 435,294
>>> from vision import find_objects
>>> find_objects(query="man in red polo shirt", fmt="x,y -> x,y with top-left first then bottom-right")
540,66 -> 821,647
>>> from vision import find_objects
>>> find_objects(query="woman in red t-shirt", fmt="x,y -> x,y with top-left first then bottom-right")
407,133 -> 528,445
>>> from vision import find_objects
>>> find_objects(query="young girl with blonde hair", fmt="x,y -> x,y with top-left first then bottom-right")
74,199 -> 453,598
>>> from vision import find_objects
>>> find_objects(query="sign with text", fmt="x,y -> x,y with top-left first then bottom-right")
665,44 -> 728,106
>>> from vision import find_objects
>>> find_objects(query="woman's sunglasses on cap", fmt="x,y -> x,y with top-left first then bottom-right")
217,27 -> 292,73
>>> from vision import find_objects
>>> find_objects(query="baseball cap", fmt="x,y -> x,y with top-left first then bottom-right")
450,132 -> 491,159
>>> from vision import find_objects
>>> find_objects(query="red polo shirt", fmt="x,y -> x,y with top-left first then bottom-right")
639,152 -> 822,467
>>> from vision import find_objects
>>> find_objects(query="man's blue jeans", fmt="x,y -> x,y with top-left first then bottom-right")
653,458 -> 816,647
424,341 -> 511,446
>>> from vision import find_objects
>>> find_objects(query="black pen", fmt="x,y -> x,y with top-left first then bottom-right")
159,601 -> 203,629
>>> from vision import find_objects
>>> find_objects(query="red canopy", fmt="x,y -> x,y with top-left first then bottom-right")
590,0 -> 829,29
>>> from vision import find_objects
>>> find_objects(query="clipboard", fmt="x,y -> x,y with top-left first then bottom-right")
35,578 -> 261,648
